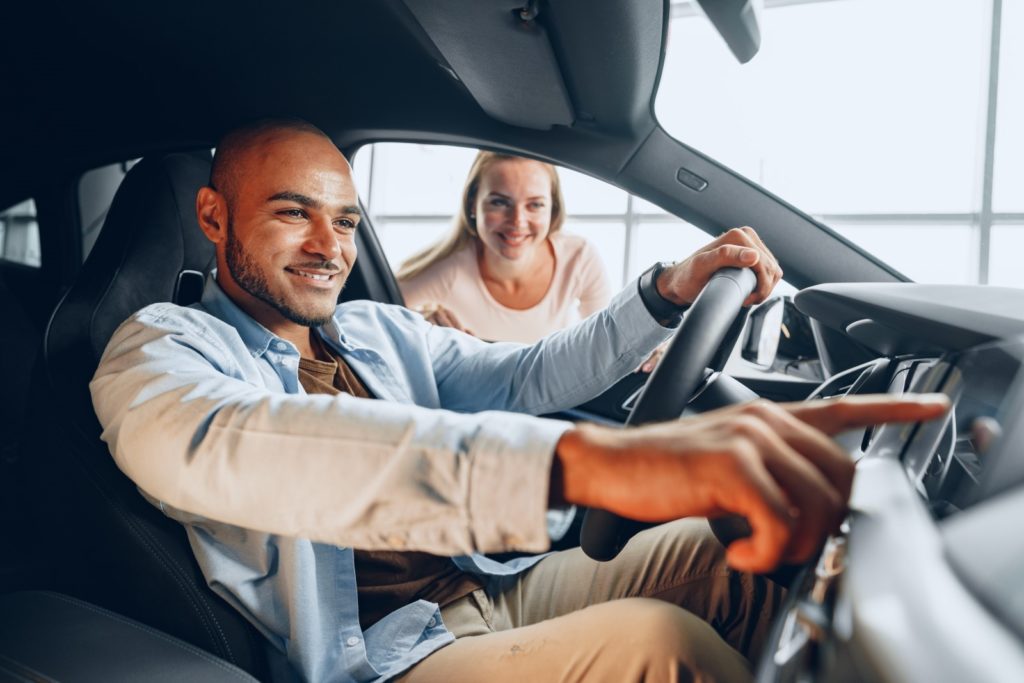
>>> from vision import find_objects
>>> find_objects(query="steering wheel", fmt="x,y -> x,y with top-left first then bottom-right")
580,267 -> 757,561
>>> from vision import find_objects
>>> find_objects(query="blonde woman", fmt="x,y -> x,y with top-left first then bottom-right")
397,151 -> 611,344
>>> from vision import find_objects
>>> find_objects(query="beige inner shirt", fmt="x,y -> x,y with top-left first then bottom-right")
298,333 -> 484,630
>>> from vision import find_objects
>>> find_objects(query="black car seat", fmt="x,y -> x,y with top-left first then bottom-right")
0,271 -> 41,592
37,153 -> 286,681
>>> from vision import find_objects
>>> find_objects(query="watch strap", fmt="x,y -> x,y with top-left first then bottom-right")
637,261 -> 688,327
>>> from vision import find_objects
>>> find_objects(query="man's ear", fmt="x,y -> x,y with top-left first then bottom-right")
196,186 -> 227,243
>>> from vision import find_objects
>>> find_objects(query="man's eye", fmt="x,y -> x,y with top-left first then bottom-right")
335,218 -> 357,230
279,208 -> 306,219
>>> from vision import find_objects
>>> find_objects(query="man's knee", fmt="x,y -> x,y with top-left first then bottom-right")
591,599 -> 752,683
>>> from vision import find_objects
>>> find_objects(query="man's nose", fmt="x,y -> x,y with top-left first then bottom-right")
303,217 -> 341,260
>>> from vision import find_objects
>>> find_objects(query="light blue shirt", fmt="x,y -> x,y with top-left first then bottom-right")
91,275 -> 671,682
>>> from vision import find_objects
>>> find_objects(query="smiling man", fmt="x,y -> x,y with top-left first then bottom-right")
203,123 -> 363,354
91,119 -> 947,683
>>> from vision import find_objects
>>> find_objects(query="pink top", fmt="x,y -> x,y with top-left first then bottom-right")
399,232 -> 612,343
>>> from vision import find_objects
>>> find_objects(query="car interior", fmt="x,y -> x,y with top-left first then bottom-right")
2,1 -> 1023,681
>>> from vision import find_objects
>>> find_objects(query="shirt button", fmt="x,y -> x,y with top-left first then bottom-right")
427,618 -> 437,628
346,636 -> 361,647
274,341 -> 288,351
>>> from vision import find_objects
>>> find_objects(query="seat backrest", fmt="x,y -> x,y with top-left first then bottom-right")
38,153 -> 277,679
0,272 -> 41,592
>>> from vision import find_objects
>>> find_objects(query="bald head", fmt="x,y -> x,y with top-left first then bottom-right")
210,118 -> 335,208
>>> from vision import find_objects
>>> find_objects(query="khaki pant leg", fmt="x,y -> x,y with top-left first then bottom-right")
489,518 -> 783,660
398,518 -> 782,683
397,596 -> 753,683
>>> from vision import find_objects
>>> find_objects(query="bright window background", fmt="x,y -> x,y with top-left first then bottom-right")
355,142 -> 718,289
355,1 -> 1020,291
993,0 -> 1023,213
0,199 -> 41,267
991,225 -> 1024,286
656,0 -> 1024,285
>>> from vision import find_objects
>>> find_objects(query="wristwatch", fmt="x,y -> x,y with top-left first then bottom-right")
637,261 -> 689,327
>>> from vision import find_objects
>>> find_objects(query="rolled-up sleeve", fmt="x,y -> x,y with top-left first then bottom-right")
91,307 -> 570,556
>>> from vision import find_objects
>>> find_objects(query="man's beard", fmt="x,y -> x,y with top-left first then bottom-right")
225,219 -> 340,328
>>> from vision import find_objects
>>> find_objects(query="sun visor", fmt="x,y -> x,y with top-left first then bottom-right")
400,0 -> 574,130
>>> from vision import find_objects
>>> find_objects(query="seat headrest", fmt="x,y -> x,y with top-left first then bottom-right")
45,152 -> 215,428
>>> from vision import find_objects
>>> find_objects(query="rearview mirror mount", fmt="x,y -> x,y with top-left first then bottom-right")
695,0 -> 763,64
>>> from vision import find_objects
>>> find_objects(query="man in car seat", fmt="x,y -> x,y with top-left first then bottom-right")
91,119 -> 946,683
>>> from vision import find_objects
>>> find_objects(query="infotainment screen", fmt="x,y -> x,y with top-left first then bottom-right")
899,337 -> 1024,513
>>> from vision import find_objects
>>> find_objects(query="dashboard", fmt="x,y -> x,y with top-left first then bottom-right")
758,283 -> 1024,683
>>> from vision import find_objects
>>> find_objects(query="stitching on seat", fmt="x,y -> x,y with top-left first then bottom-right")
39,592 -> 254,681
64,434 -> 231,661
0,652 -> 58,682
140,521 -> 236,662
113,491 -> 233,659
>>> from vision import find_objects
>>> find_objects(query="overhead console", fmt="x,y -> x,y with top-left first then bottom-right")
394,0 -> 664,132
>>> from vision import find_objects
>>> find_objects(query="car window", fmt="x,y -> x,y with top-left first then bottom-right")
0,199 -> 41,267
78,160 -> 138,261
656,0 -> 1023,286
354,141 -> 761,291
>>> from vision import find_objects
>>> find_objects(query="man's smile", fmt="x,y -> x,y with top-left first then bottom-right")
285,266 -> 341,287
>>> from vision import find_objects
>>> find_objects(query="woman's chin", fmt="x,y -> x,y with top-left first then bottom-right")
493,239 -> 536,260
498,247 -> 531,262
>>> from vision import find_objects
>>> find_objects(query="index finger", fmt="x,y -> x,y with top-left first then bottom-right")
782,394 -> 950,436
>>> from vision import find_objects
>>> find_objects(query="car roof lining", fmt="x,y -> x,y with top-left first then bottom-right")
397,0 -> 574,130
0,0 -> 902,287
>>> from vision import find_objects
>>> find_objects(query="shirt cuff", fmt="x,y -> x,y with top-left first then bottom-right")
607,277 -> 678,347
637,261 -> 689,327
466,413 -> 573,553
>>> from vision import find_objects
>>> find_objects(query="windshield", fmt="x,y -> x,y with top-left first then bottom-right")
655,0 -> 1023,286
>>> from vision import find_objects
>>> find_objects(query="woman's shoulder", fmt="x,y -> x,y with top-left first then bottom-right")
398,245 -> 475,302
552,231 -> 589,252
552,231 -> 602,268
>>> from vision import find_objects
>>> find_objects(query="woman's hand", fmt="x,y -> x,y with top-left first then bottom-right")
638,342 -> 667,373
415,303 -> 475,336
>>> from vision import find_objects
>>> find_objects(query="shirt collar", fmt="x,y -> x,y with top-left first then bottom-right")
198,271 -> 355,357
198,271 -> 285,358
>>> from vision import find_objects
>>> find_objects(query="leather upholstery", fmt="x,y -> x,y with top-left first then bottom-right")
0,591 -> 259,682
38,153 -> 280,680
0,273 -> 40,593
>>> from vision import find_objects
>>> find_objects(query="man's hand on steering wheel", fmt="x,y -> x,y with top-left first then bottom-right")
657,226 -> 784,308
567,225 -> 944,575
553,395 -> 949,574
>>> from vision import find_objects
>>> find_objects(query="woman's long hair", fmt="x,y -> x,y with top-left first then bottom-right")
395,151 -> 566,282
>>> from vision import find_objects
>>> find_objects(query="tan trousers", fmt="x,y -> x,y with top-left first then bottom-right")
397,519 -> 783,683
